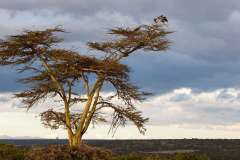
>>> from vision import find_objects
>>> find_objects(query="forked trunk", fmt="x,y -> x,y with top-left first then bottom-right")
68,133 -> 83,148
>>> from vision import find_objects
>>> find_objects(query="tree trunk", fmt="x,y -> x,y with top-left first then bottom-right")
68,133 -> 83,148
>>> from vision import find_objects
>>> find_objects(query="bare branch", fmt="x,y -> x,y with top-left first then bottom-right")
82,72 -> 89,96
97,101 -> 148,135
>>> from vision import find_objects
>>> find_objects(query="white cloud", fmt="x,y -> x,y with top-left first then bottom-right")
140,88 -> 240,126
1,88 -> 240,138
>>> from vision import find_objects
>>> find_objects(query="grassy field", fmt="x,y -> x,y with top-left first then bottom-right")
1,139 -> 240,159
0,143 -> 209,160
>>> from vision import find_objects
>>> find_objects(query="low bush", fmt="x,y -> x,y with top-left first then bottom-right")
175,153 -> 209,160
112,154 -> 164,160
25,144 -> 112,160
112,153 -> 209,160
0,143 -> 25,160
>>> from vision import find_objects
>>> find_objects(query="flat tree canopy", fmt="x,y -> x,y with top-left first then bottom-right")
0,16 -> 172,148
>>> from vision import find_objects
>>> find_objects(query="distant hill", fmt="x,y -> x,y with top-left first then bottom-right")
0,135 -> 42,139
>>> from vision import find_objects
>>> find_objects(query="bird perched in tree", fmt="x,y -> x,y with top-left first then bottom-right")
154,15 -> 168,24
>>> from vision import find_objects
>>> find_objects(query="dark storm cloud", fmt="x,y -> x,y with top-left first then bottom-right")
0,0 -> 240,93
0,66 -> 26,92
1,0 -> 239,25
125,51 -> 240,94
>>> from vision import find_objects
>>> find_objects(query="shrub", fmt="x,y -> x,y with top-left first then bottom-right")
111,154 -> 167,160
112,153 -> 210,160
25,144 -> 112,160
0,143 -> 25,160
175,153 -> 209,160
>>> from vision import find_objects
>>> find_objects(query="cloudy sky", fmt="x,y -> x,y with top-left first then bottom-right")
1,0 -> 240,139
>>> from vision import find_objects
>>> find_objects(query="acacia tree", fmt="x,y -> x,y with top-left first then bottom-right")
0,16 -> 172,148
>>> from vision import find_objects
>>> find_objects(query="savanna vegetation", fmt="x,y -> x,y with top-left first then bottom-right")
0,143 -> 210,160
2,139 -> 240,160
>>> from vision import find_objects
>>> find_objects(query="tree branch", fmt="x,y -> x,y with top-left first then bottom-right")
76,75 -> 104,136
82,80 -> 104,134
82,72 -> 89,96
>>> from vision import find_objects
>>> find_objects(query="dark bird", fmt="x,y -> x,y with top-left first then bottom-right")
154,15 -> 168,24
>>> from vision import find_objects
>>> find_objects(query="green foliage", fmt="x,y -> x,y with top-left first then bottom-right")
0,144 -> 25,160
111,153 -> 209,160
175,153 -> 209,160
111,154 -> 163,160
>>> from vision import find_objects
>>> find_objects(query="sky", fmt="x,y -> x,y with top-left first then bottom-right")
1,0 -> 240,139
